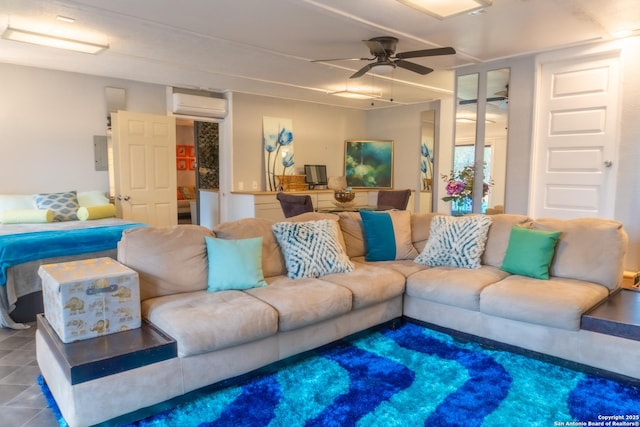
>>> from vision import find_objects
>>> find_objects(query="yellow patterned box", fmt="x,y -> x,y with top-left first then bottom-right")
38,257 -> 141,343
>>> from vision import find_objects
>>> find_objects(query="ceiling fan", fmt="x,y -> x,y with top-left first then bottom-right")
459,84 -> 509,108
312,36 -> 456,79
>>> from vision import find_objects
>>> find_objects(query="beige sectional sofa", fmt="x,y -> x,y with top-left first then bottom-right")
36,211 -> 632,427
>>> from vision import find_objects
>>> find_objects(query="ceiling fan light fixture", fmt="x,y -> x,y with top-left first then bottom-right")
330,90 -> 381,100
396,0 -> 492,19
370,63 -> 396,75
2,26 -> 109,54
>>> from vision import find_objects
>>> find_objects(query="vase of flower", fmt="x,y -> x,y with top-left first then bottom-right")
441,165 -> 491,216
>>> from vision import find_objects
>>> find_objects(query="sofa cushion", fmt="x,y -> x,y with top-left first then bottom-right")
272,219 -> 353,279
213,217 -> 286,278
480,275 -> 609,330
320,262 -> 406,309
353,258 -> 429,278
481,214 -> 532,268
245,277 -> 352,332
532,218 -> 627,292
415,215 -> 492,269
118,225 -> 212,300
205,236 -> 267,291
142,290 -> 278,357
411,212 -> 442,253
359,210 -> 418,261
501,226 -> 561,280
337,211 -> 366,258
406,265 -> 509,311
33,190 -> 79,221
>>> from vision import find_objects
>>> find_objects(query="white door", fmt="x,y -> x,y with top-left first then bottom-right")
530,51 -> 620,219
112,111 -> 177,226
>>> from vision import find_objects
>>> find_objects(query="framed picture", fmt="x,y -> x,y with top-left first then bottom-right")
188,159 -> 196,170
176,145 -> 187,158
188,145 -> 196,158
344,140 -> 393,188
177,159 -> 187,170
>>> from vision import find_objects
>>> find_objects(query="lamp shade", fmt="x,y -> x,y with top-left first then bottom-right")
327,176 -> 347,191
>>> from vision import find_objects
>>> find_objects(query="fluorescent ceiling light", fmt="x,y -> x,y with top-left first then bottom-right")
2,26 -> 108,54
330,90 -> 381,100
396,0 -> 492,19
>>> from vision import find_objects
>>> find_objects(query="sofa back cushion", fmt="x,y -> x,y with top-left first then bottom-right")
410,212 -> 442,253
482,214 -> 532,268
213,217 -> 286,278
337,212 -> 366,258
533,218 -> 627,291
118,225 -> 212,301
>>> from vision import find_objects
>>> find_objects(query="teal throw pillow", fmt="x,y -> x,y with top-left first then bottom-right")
205,236 -> 267,292
359,210 -> 418,261
415,214 -> 493,269
33,190 -> 79,222
272,219 -> 353,279
500,226 -> 562,280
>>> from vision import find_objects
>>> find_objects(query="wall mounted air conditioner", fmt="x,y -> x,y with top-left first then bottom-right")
172,93 -> 227,118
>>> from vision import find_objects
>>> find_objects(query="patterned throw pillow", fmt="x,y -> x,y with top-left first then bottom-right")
415,215 -> 493,269
272,219 -> 354,279
33,191 -> 80,222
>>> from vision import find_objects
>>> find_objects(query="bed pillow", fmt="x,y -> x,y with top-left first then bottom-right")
205,236 -> 267,291
33,191 -> 79,222
415,214 -> 493,269
0,209 -> 53,224
500,226 -> 561,280
272,219 -> 353,279
359,210 -> 418,261
77,204 -> 117,221
77,190 -> 110,207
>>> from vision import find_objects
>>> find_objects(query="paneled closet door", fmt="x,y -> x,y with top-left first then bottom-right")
531,51 -> 621,219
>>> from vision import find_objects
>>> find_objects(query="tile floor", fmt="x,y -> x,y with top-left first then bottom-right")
0,322 -> 58,427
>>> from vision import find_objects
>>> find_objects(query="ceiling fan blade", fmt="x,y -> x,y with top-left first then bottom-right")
394,60 -> 433,75
350,63 -> 375,79
311,57 -> 372,63
395,47 -> 456,59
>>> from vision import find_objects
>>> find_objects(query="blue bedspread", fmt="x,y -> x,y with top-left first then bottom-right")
0,223 -> 144,287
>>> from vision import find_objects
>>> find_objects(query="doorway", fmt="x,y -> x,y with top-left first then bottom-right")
175,119 -> 220,225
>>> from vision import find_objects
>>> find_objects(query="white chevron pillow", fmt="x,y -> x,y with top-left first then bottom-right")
415,215 -> 493,269
273,219 -> 354,279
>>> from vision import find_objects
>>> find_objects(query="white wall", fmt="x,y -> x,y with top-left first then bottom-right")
0,63 -> 166,194
230,92 -> 367,191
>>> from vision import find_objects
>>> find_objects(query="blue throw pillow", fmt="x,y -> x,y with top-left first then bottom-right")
205,236 -> 267,292
359,210 -> 418,261
272,219 -> 353,279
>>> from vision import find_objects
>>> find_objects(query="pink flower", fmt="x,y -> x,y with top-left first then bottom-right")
446,180 -> 465,196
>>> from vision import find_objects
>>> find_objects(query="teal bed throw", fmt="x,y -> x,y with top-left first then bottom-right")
0,223 -> 144,287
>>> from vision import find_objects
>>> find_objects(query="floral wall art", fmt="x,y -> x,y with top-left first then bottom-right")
263,116 -> 294,191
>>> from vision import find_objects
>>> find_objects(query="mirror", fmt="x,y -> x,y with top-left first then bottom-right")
451,73 -> 479,215
419,109 -> 436,212
451,69 -> 509,215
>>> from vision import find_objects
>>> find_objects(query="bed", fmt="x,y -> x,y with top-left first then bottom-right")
0,218 -> 144,329
0,190 -> 146,329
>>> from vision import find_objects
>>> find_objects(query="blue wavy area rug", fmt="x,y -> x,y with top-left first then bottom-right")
39,322 -> 640,427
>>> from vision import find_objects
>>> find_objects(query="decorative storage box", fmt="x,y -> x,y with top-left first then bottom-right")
38,257 -> 141,343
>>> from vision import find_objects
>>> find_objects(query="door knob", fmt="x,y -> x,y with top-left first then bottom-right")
117,195 -> 131,201
604,160 -> 613,168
